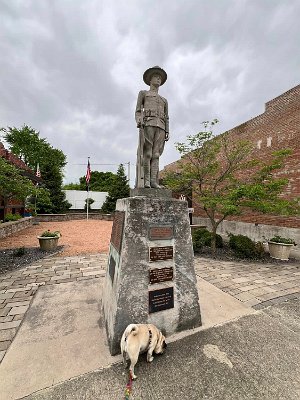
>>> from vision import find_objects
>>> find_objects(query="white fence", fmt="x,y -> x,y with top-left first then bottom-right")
63,190 -> 108,210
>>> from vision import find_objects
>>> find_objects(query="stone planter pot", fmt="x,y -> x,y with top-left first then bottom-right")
268,241 -> 293,261
38,236 -> 59,251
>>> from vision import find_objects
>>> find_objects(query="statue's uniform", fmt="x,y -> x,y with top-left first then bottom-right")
135,90 -> 169,188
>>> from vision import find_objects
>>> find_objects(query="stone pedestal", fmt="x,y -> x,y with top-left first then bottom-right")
102,191 -> 201,355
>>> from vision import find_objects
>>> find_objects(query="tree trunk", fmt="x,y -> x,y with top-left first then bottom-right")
211,224 -> 218,257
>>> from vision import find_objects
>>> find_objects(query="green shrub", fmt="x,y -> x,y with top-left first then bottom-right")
13,247 -> 26,257
229,234 -> 265,259
84,198 -> 95,212
4,213 -> 22,222
40,230 -> 61,238
269,235 -> 296,245
192,228 -> 223,252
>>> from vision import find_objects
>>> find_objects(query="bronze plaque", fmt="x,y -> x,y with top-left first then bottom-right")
149,225 -> 174,240
149,246 -> 173,262
149,287 -> 174,313
110,211 -> 125,253
149,267 -> 173,284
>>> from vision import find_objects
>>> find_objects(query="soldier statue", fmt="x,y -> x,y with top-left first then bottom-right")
135,66 -> 169,189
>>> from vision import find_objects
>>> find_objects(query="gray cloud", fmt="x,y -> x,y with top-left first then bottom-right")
0,0 -> 299,186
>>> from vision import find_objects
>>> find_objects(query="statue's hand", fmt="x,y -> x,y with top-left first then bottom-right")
165,132 -> 169,141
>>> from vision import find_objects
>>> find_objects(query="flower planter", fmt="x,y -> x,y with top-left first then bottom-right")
38,236 -> 59,251
268,241 -> 294,261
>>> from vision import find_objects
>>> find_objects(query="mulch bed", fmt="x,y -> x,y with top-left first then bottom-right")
196,243 -> 299,266
0,246 -> 64,275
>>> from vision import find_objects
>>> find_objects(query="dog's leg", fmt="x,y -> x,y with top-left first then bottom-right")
122,351 -> 128,367
129,357 -> 138,380
147,348 -> 154,363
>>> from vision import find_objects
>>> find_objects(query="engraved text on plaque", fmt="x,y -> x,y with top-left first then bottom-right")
149,225 -> 174,240
149,267 -> 174,284
149,246 -> 173,262
149,287 -> 174,313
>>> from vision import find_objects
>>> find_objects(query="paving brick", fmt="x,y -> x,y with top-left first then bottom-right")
13,314 -> 25,321
9,305 -> 29,315
0,316 -> 14,323
0,340 -> 11,351
0,328 -> 16,341
256,292 -> 280,301
239,285 -> 257,292
11,278 -> 37,286
0,320 -> 21,330
77,276 -> 94,281
243,298 -> 261,307
0,350 -> 6,362
0,307 -> 11,317
235,292 -> 255,301
247,288 -> 271,297
232,277 -> 252,283
13,290 -> 34,298
82,271 -> 99,277
35,277 -> 51,283
0,292 -> 14,300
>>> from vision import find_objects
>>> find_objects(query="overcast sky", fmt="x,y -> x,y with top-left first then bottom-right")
1,0 -> 299,187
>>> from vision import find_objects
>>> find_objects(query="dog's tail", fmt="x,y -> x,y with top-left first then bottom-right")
124,323 -> 139,338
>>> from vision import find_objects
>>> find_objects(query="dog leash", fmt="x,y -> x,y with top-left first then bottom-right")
124,370 -> 133,399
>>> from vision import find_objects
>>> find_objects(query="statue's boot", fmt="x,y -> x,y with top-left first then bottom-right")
150,159 -> 160,189
144,159 -> 151,188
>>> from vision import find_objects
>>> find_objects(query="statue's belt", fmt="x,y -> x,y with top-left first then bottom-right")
144,109 -> 166,119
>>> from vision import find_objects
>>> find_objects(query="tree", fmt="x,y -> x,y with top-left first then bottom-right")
84,198 -> 95,212
62,183 -> 81,190
0,158 -> 49,217
39,164 -> 71,213
101,164 -> 130,213
164,120 -> 299,255
2,125 -> 70,213
1,125 -> 66,170
26,187 -> 53,214
79,171 -> 117,192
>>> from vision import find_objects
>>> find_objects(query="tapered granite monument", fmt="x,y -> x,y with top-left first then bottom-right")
102,66 -> 201,355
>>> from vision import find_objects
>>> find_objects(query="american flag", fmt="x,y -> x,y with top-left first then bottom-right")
86,158 -> 91,190
36,163 -> 41,178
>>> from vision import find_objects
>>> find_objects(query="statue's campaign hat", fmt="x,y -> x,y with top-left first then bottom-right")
143,66 -> 167,86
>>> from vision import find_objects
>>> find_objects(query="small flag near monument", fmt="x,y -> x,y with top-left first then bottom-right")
86,158 -> 91,191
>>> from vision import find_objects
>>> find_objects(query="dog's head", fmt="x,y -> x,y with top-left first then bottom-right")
154,332 -> 167,354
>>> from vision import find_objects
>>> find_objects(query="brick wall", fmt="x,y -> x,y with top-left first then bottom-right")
163,84 -> 300,229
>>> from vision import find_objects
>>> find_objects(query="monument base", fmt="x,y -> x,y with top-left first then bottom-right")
130,187 -> 172,198
102,195 -> 202,356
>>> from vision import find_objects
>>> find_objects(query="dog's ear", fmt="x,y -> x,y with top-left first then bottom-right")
154,332 -> 166,353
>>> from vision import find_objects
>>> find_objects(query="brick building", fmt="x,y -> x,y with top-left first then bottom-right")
162,84 -> 300,235
0,142 -> 40,220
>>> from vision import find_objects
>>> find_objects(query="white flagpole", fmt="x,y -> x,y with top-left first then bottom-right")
86,157 -> 90,221
86,188 -> 89,220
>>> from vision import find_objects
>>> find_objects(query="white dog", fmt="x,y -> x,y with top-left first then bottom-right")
120,323 -> 167,379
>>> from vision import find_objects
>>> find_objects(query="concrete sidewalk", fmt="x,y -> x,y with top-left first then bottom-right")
21,299 -> 300,400
0,254 -> 300,399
